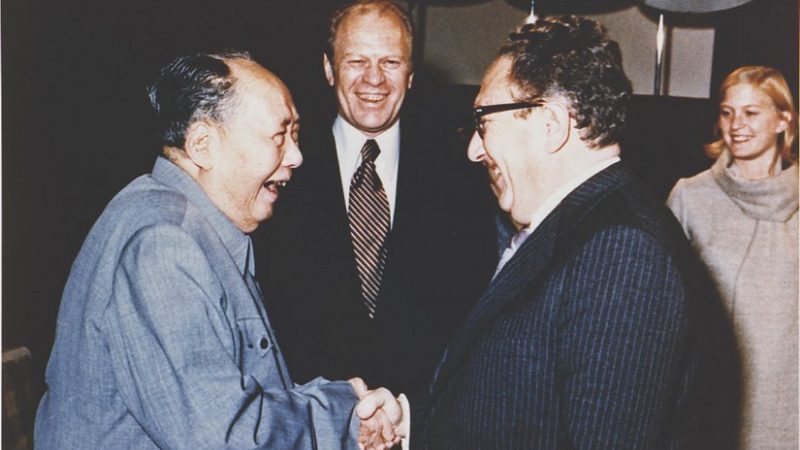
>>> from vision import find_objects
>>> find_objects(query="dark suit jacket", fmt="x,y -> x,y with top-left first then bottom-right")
253,107 -> 498,396
417,162 -> 739,450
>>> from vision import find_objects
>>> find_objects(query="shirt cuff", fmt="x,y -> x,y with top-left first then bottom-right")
398,393 -> 411,450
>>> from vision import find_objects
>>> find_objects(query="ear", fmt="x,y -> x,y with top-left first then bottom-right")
776,111 -> 791,133
184,121 -> 216,170
542,103 -> 570,153
323,53 -> 335,87
407,71 -> 414,90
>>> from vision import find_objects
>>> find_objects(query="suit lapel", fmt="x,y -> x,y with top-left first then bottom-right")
314,128 -> 369,312
430,162 -> 634,393
301,126 -> 358,281
309,128 -> 350,228
372,123 -> 431,320
430,208 -> 561,390
387,120 -> 428,246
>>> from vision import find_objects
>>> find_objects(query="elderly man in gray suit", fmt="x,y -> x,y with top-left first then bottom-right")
34,51 -> 402,450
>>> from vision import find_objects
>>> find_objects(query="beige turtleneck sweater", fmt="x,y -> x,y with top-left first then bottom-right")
668,150 -> 799,449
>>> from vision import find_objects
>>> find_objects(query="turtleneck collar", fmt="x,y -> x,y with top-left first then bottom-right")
711,150 -> 799,222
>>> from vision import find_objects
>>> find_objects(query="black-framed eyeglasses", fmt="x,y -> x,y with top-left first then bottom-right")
473,100 -> 545,139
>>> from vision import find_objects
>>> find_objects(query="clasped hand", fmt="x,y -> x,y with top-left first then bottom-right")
349,378 -> 408,450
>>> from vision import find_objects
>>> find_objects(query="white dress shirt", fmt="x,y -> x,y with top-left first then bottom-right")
332,115 -> 401,226
493,156 -> 621,278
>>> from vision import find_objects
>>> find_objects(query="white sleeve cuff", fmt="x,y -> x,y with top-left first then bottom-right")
397,393 -> 411,450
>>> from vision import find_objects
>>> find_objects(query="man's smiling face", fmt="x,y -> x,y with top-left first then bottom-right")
324,8 -> 413,138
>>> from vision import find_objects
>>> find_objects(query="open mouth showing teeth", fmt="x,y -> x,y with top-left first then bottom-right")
357,93 -> 387,102
264,180 -> 287,193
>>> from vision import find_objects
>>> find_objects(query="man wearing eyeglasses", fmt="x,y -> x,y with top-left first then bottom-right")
393,15 -> 736,449
252,0 -> 497,402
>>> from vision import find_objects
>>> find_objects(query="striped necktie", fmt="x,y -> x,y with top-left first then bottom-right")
348,139 -> 391,318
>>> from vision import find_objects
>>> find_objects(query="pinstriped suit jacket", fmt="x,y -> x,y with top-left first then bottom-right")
417,162 -> 737,450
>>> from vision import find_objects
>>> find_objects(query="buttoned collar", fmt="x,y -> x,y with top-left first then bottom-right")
151,156 -> 252,277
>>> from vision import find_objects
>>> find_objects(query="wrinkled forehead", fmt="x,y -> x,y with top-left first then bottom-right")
334,9 -> 412,53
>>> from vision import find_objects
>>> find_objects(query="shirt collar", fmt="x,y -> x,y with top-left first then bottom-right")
523,156 -> 621,237
332,115 -> 401,224
332,115 -> 401,167
151,156 -> 251,277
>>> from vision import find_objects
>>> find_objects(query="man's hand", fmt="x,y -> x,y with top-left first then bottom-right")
349,378 -> 406,450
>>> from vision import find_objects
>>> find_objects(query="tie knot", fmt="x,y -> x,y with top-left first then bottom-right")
361,139 -> 380,163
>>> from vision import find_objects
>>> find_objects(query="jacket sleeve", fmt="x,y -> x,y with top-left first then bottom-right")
102,224 -> 359,450
557,225 -> 689,450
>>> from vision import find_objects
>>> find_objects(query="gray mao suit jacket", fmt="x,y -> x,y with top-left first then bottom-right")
35,157 -> 359,449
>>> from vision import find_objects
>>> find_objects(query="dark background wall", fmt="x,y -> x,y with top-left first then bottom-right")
2,0 -> 796,414
711,0 -> 798,105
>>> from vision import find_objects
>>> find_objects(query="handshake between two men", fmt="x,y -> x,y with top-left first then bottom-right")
349,378 -> 409,450
33,1 -> 737,447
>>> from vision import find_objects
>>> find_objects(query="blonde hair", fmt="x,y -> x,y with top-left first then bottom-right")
706,66 -> 798,163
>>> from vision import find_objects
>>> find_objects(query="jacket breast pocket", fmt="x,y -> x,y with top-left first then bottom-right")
235,317 -> 280,389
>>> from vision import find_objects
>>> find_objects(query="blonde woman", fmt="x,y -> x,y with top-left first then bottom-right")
668,66 -> 798,449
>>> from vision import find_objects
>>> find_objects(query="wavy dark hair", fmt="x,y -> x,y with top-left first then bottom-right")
147,50 -> 252,149
499,16 -> 631,148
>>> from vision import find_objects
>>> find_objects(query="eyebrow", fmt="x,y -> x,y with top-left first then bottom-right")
341,52 -> 406,60
720,103 -> 765,109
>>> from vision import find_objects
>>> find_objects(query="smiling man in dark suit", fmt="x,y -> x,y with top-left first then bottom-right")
398,15 -> 737,450
253,0 -> 497,399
